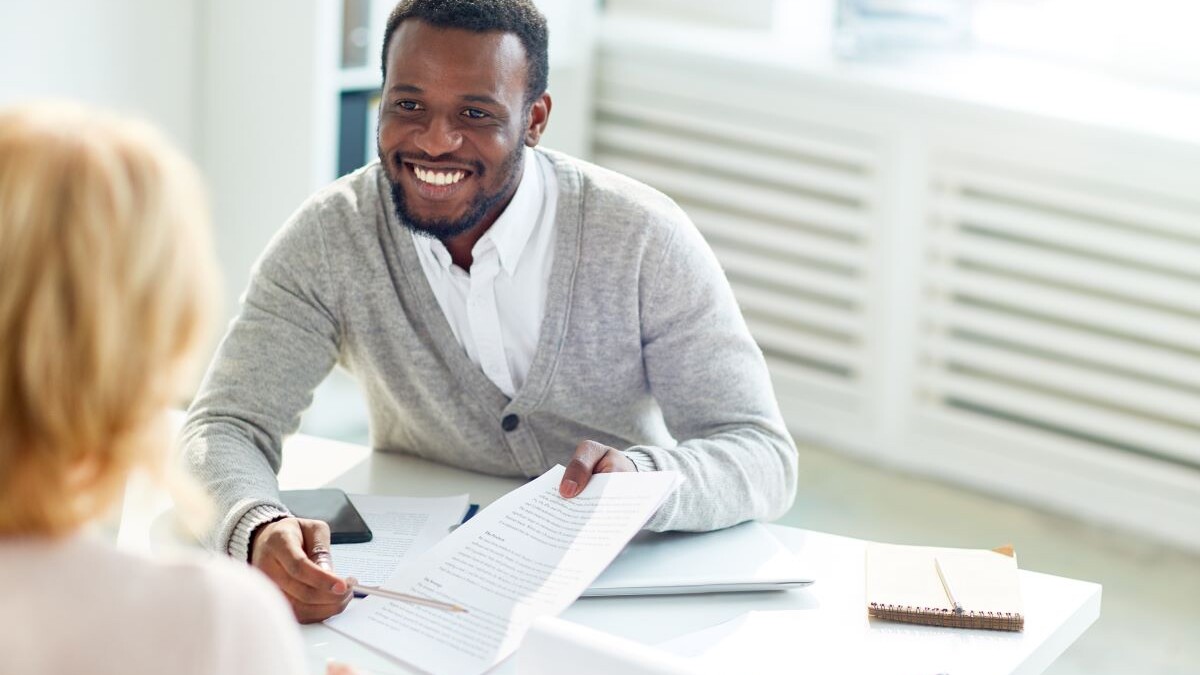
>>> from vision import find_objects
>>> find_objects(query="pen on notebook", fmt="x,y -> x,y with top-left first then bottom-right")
934,556 -> 963,615
352,585 -> 468,613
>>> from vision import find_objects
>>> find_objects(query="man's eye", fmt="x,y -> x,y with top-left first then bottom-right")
396,100 -> 420,111
463,108 -> 488,119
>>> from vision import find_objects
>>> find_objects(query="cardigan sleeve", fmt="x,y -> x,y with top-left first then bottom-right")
180,203 -> 341,557
625,207 -> 799,531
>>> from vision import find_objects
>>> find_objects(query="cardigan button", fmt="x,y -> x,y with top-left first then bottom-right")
501,414 -> 520,432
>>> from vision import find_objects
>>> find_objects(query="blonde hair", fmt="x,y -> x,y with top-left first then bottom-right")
0,102 -> 219,536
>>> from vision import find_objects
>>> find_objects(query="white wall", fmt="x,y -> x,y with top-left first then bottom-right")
0,0 -> 200,154
197,0 -> 341,325
0,0 -> 341,330
534,0 -> 598,159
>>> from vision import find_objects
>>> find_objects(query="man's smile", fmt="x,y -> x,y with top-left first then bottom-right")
385,142 -> 521,241
413,165 -> 466,186
402,160 -> 477,201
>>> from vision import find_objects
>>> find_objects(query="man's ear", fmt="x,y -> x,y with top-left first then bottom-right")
524,92 -> 552,147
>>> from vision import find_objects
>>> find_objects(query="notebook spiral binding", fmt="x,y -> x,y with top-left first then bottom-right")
868,602 -> 1025,632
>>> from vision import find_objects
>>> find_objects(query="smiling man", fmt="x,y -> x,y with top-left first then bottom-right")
183,0 -> 797,623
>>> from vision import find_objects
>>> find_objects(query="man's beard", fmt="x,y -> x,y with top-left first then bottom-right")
386,144 -> 524,241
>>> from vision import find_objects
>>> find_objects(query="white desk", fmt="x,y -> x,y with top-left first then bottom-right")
121,432 -> 1101,675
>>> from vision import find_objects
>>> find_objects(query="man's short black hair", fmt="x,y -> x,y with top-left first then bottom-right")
381,0 -> 549,105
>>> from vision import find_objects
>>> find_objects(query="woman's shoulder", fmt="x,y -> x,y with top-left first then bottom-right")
88,538 -> 308,675
1,535 -> 307,675
129,549 -> 309,674
148,548 -> 282,609
68,535 -> 278,607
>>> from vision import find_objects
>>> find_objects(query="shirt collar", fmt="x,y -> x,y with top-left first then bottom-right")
412,146 -> 543,276
479,145 -> 542,276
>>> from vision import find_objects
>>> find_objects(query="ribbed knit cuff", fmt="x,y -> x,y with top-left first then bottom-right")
623,449 -> 657,473
227,504 -> 291,562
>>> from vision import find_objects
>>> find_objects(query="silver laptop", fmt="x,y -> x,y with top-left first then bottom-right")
583,521 -> 815,597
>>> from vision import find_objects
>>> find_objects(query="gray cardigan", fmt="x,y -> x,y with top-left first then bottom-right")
182,149 -> 797,560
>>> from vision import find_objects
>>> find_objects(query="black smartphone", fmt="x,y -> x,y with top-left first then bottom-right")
280,488 -> 373,544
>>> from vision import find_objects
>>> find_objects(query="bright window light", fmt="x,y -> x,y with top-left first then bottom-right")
974,0 -> 1200,88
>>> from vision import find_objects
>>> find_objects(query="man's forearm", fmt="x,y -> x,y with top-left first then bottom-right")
626,423 -> 798,532
180,405 -> 293,553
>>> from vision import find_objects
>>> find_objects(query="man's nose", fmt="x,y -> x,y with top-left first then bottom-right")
413,116 -> 463,158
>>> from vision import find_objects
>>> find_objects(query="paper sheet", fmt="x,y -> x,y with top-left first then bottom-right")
330,494 -> 470,587
516,616 -> 697,675
326,465 -> 681,675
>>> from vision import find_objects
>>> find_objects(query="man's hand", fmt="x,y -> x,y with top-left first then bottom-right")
250,516 -> 355,623
559,440 -> 637,498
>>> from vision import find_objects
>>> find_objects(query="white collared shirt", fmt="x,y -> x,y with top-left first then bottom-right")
411,147 -> 558,397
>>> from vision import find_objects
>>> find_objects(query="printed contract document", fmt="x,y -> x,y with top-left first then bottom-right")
326,465 -> 680,675
331,494 -> 470,587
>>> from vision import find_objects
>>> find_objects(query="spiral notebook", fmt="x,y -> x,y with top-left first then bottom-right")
866,541 -> 1024,631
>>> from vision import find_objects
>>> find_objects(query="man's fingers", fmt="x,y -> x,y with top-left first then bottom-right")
263,556 -> 352,623
264,520 -> 347,594
250,517 -> 352,623
309,542 -> 333,571
269,549 -> 351,598
299,518 -> 340,584
599,448 -> 636,474
266,556 -> 345,604
301,517 -> 333,553
291,592 -> 354,624
291,548 -> 348,593
560,440 -> 613,498
275,537 -> 342,590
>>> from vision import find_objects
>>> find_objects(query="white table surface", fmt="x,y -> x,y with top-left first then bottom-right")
121,430 -> 1101,675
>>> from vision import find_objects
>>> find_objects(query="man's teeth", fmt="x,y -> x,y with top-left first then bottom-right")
413,166 -> 466,186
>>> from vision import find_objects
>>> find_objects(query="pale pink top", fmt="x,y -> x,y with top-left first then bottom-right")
0,533 -> 307,675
